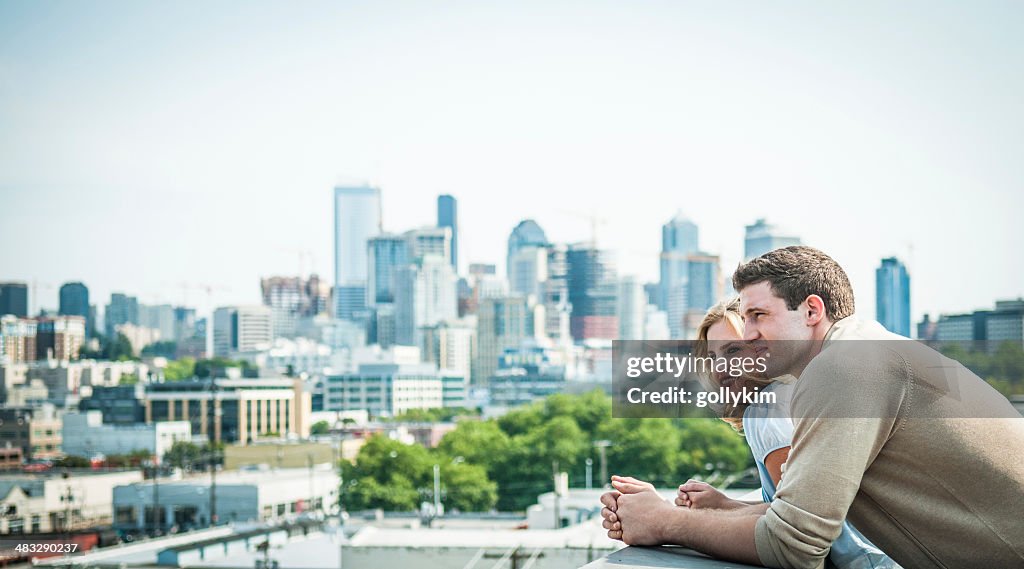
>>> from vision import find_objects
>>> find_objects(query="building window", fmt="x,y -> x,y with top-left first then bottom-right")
31,515 -> 40,533
115,506 -> 136,525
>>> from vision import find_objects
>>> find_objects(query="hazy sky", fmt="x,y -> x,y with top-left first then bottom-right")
2,1 -> 1022,323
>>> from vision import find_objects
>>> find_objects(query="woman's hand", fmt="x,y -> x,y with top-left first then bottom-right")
674,479 -> 744,510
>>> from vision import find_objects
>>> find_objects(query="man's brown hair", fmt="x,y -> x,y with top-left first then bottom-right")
731,246 -> 855,321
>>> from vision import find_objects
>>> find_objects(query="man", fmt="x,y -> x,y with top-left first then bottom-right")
600,246 -> 1024,568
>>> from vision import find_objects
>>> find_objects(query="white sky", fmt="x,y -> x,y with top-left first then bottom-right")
1,1 -> 1022,323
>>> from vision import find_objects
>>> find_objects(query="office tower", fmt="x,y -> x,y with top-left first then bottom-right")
566,244 -> 618,341
212,305 -> 273,357
934,299 -> 1024,348
405,226 -> 451,265
334,185 -> 382,320
105,293 -> 140,338
743,218 -> 801,261
58,282 -> 90,336
507,220 -> 548,279
367,234 -> 408,306
876,257 -> 912,337
173,307 -> 197,342
35,315 -> 86,360
0,282 -> 29,318
509,245 -> 548,300
644,305 -> 670,340
140,304 -> 176,343
473,295 -> 544,384
658,214 -> 699,335
685,254 -> 721,315
543,244 -> 571,343
437,195 -> 458,273
617,276 -> 646,341
394,255 -> 458,347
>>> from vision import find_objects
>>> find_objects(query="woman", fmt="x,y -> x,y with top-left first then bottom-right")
677,298 -> 899,569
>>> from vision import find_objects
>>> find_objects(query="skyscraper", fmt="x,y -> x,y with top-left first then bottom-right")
743,218 -> 801,261
394,255 -> 457,347
261,275 -> 329,338
617,276 -> 646,341
876,257 -> 911,337
59,282 -> 90,336
437,195 -> 458,273
367,234 -> 408,306
334,185 -> 382,320
0,282 -> 29,318
659,214 -> 700,337
566,244 -> 618,341
473,295 -> 543,384
507,220 -> 548,280
105,293 -> 140,338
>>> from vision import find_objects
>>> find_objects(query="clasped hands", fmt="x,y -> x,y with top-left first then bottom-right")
599,475 -> 741,545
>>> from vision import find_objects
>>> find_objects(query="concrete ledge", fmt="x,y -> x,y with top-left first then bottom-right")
579,545 -> 763,569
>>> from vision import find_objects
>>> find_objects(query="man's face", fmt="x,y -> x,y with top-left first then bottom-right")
738,281 -> 814,377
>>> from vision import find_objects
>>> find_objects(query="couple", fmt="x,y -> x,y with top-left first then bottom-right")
600,246 -> 1024,568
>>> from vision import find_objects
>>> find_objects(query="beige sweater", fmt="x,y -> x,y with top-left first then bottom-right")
754,318 -> 1024,569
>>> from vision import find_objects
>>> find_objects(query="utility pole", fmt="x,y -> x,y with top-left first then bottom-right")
152,461 -> 161,534
208,376 -> 218,527
552,460 -> 560,529
432,464 -> 441,519
585,458 -> 593,490
594,440 -> 611,488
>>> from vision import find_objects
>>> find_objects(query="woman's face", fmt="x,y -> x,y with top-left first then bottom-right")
705,319 -> 766,394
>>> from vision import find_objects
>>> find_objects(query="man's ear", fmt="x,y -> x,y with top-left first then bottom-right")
804,295 -> 827,326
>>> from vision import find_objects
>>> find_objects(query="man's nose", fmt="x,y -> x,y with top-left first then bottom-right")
743,325 -> 760,342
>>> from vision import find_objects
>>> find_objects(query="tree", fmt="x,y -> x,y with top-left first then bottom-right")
164,357 -> 196,381
119,373 -> 139,385
164,441 -> 203,470
103,333 -> 136,361
441,461 -> 497,512
141,341 -> 177,359
310,420 -> 331,435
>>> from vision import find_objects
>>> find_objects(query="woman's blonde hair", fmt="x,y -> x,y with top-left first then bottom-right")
694,297 -> 773,433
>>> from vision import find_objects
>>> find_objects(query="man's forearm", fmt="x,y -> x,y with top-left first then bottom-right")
658,505 -> 764,565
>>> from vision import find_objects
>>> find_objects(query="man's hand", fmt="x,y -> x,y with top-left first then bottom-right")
613,485 -> 675,546
675,480 -> 745,511
599,490 -> 623,540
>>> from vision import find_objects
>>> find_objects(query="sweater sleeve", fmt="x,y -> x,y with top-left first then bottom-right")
754,347 -> 909,569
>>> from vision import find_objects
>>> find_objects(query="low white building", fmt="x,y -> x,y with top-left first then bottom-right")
324,362 -> 466,416
112,464 -> 339,532
62,411 -> 191,461
0,469 -> 143,534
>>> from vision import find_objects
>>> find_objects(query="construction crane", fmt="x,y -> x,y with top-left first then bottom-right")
556,209 -> 609,247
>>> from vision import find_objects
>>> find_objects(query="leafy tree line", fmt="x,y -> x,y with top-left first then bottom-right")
340,390 -> 753,512
940,341 -> 1024,396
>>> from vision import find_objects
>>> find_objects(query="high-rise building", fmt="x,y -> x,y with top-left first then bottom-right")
394,255 -> 457,347
261,275 -> 330,339
743,218 -> 801,261
35,315 -> 86,361
367,234 -> 408,306
509,246 -> 548,300
437,195 -> 458,273
567,244 -> 618,341
876,257 -> 911,337
617,276 -> 646,341
140,304 -> 176,343
0,315 -> 37,363
659,214 -> 700,336
507,220 -> 548,280
105,293 -> 140,338
405,226 -> 452,266
334,185 -> 382,320
473,295 -> 543,385
58,282 -> 90,336
0,282 -> 29,318
212,305 -> 273,358
421,319 -> 475,384
543,244 -> 571,343
685,253 -> 721,315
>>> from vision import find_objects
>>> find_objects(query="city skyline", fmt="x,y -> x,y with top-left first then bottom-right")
2,2 -> 1022,324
